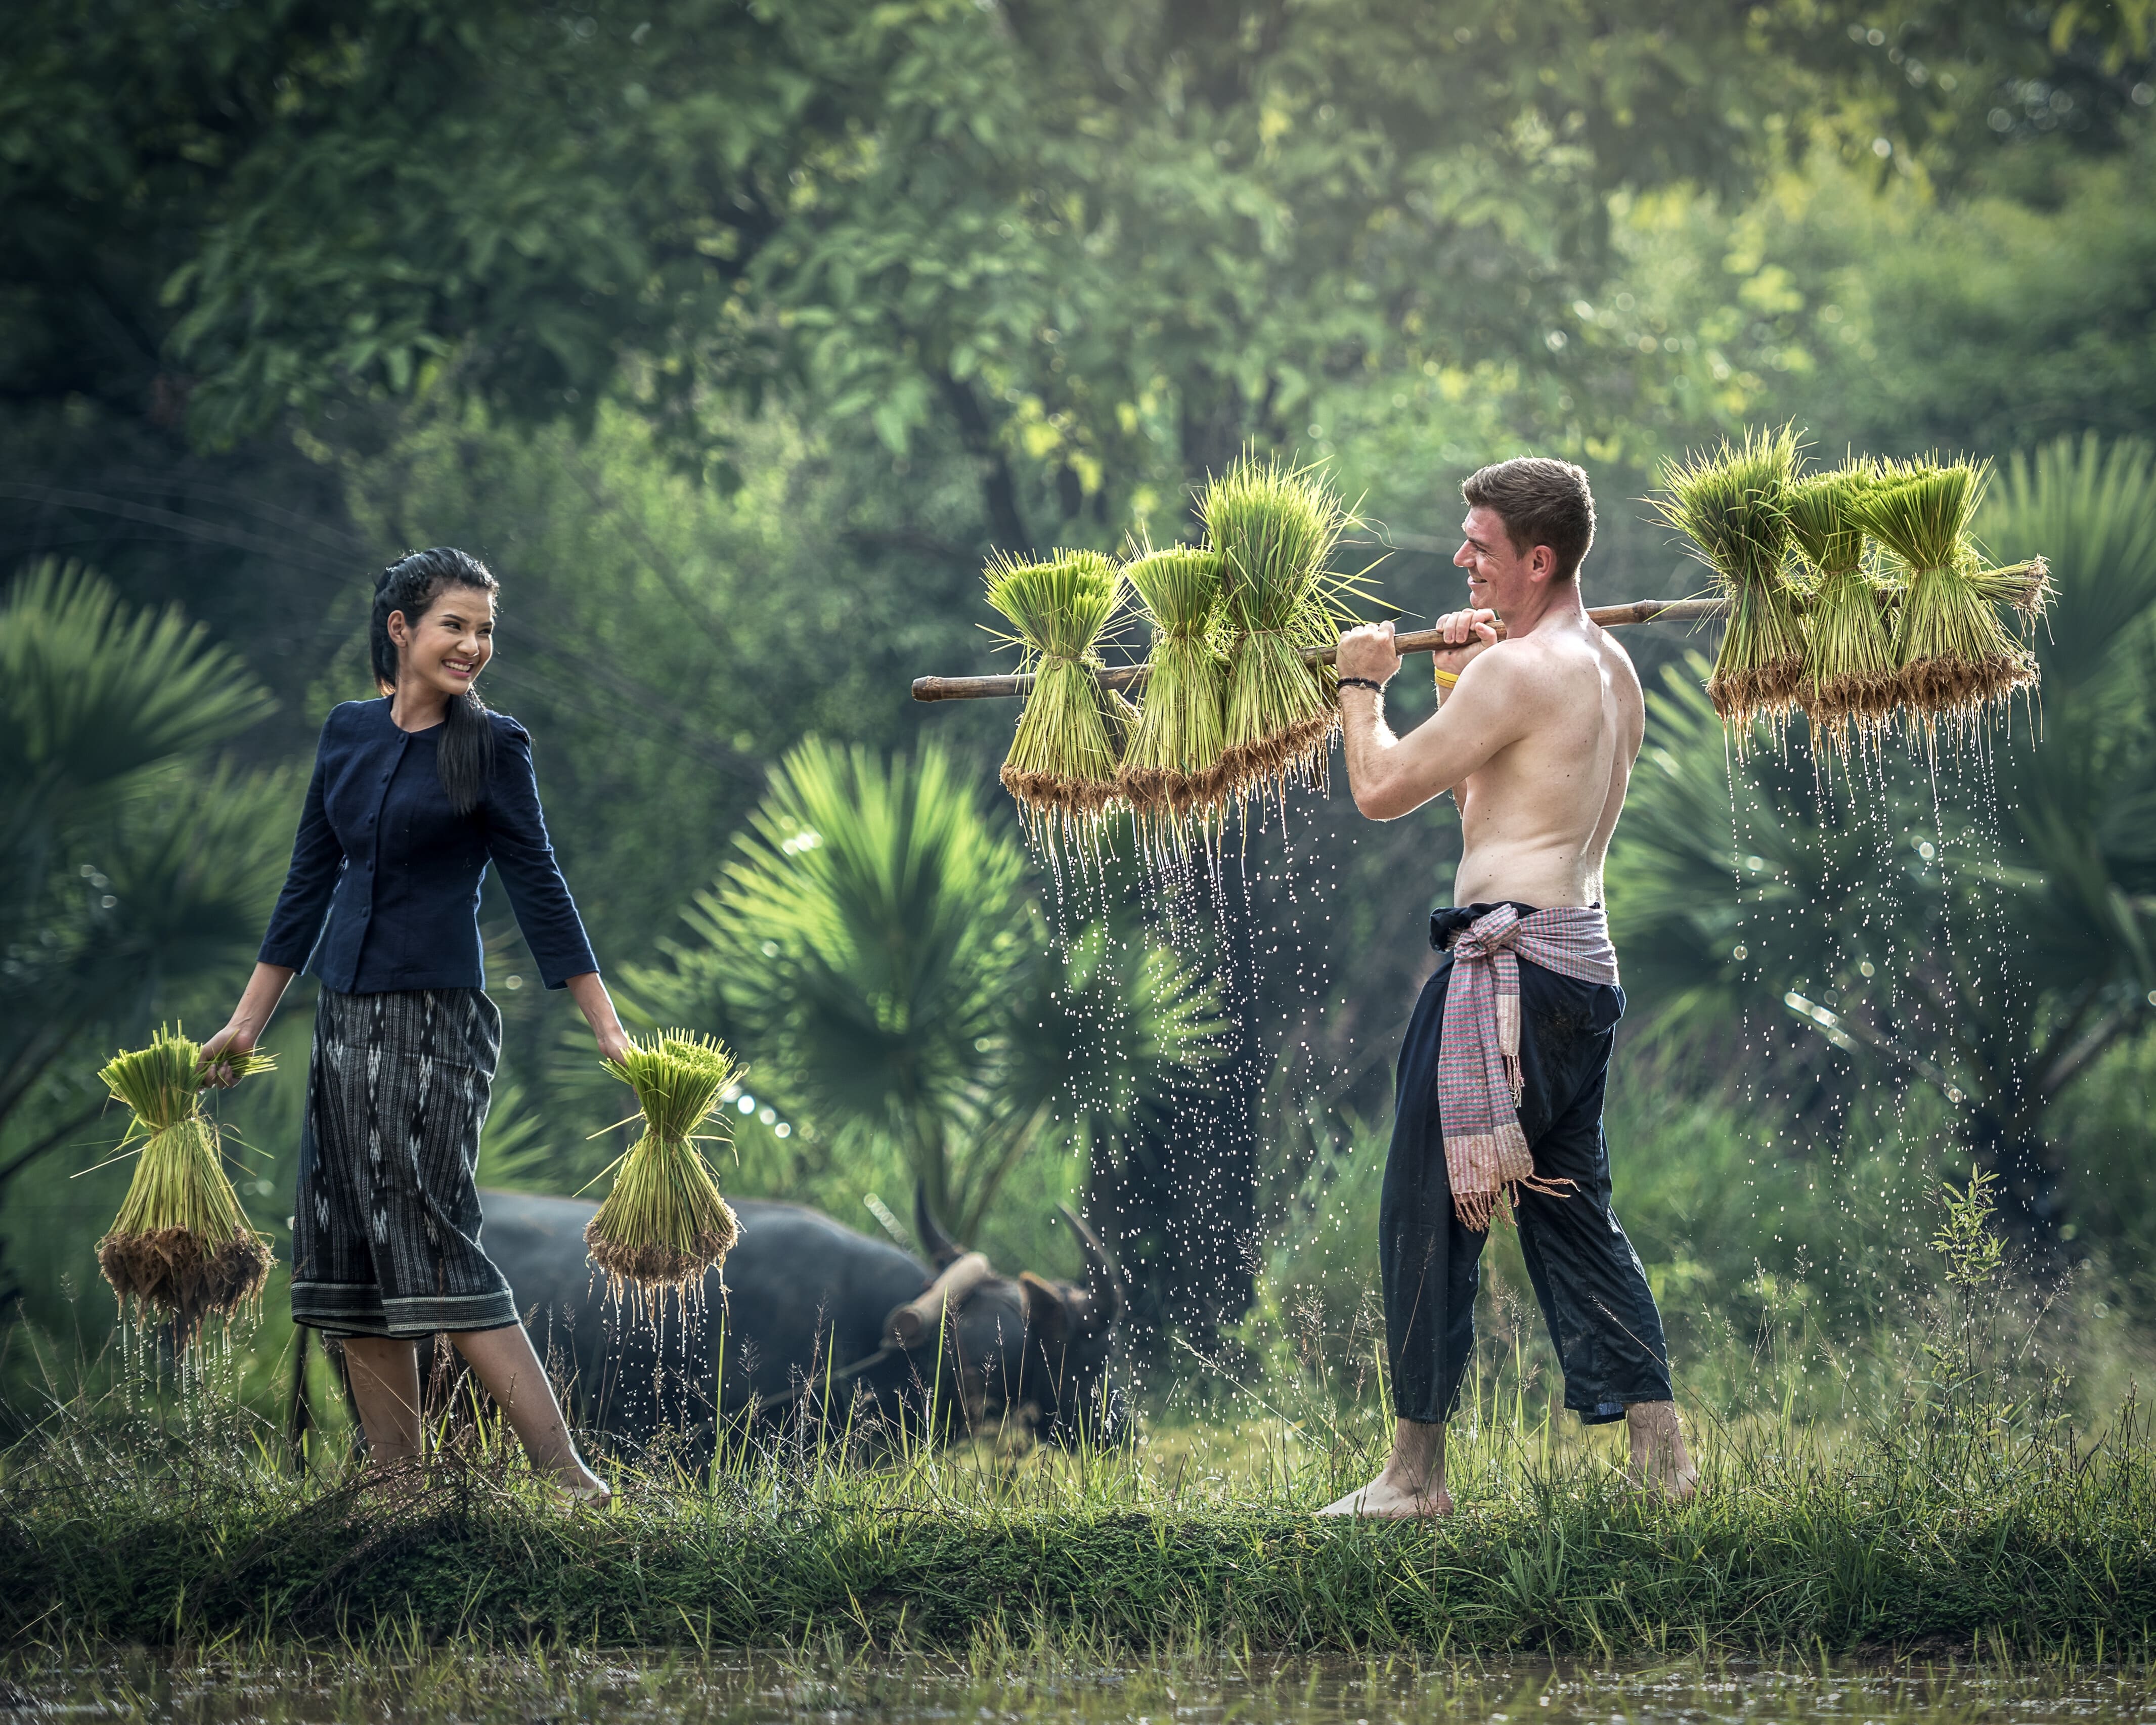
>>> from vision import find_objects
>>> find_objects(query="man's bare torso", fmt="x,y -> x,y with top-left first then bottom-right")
1449,618 -> 1643,908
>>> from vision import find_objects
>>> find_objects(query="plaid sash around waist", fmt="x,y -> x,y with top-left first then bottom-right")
1437,903 -> 1620,1231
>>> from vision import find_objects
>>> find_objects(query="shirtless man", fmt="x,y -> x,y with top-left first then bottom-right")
1317,456 -> 1697,1518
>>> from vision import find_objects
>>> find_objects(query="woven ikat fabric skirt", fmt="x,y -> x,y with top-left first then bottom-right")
289,987 -> 520,1339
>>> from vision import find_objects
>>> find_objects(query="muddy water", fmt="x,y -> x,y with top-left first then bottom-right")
8,1651 -> 2154,1725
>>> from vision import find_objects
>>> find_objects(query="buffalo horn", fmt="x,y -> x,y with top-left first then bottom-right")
913,1182 -> 963,1268
886,1250 -> 992,1347
1059,1204 -> 1126,1320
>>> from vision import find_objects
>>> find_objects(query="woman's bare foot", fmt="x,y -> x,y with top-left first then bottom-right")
1316,1417 -> 1452,1517
550,1466 -> 611,1508
1625,1400 -> 1699,1500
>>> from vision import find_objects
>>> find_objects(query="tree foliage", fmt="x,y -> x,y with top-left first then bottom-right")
10,0 -> 2145,541
0,562 -> 294,1295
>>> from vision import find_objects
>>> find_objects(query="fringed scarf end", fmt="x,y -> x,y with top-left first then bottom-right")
1451,1187 -> 1514,1232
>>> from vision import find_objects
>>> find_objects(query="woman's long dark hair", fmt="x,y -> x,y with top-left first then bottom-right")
370,548 -> 500,815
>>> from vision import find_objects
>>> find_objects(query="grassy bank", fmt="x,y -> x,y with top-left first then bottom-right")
7,1174 -> 2151,1658
5,1378 -> 2153,1657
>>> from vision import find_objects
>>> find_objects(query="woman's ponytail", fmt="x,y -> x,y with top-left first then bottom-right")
371,548 -> 500,816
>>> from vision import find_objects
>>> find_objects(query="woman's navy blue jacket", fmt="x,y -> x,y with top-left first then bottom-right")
257,699 -> 599,994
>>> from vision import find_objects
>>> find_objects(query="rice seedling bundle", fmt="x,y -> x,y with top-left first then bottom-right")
1850,458 -> 2046,732
1652,426 -> 1806,737
1116,546 -> 1227,837
584,1030 -> 742,1306
1203,456 -> 1356,807
1789,464 -> 1898,753
983,548 -> 1127,845
94,1026 -> 275,1329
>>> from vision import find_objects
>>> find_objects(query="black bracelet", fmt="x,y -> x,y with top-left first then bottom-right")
1337,676 -> 1385,695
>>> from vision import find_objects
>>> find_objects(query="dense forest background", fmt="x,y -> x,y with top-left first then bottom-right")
6,0 -> 2155,1404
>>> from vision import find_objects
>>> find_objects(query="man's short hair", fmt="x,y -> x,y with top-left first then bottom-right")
1460,457 -> 1596,582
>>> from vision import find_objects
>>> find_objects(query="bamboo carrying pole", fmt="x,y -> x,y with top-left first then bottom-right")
910,596 -> 1729,702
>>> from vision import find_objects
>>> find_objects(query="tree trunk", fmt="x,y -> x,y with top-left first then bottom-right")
1965,1103 -> 2063,1262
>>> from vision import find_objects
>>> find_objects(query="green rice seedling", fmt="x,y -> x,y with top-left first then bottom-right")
1116,546 -> 1227,846
1789,463 -> 1898,756
1851,457 -> 2045,737
94,1025 -> 275,1330
1652,425 -> 1807,741
983,548 -> 1127,850
584,1030 -> 742,1311
1203,455 -> 1360,810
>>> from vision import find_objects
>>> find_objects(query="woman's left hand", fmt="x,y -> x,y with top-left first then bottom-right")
593,1021 -> 631,1065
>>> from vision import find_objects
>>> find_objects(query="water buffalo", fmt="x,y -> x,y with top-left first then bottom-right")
476,1187 -> 1126,1456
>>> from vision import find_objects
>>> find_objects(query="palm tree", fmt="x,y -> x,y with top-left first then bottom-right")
1,560 -> 294,1293
625,739 -> 1224,1244
1608,435 -> 2156,1237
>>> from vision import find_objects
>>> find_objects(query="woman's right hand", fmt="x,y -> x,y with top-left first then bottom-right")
198,963 -> 297,1087
199,1019 -> 259,1089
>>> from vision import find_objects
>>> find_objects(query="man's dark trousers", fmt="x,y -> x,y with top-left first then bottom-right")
1380,902 -> 1674,1426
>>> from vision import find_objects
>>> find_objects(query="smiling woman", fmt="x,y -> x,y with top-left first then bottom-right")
369,548 -> 502,813
195,547 -> 632,1506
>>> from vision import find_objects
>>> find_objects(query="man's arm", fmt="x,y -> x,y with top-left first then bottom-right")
1337,618 -> 1530,821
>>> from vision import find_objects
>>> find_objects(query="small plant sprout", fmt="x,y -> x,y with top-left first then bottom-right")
1116,544 -> 1228,855
1203,454 -> 1369,816
584,1029 -> 742,1317
1853,457 -> 2050,745
983,548 -> 1128,858
92,1024 -> 275,1332
1790,462 -> 1898,760
1652,424 -> 1807,747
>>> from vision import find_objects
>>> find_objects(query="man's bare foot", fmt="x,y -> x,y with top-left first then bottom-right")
1316,1474 -> 1454,1517
1624,1400 -> 1699,1500
1316,1417 -> 1451,1517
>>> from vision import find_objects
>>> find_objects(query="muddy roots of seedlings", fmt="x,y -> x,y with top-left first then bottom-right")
1220,625 -> 1342,817
95,1225 -> 273,1331
584,1221 -> 738,1298
1797,575 -> 1902,755
1222,700 -> 1338,818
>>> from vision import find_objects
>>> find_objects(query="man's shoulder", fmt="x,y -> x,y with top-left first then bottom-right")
1589,623 -> 1642,692
1480,624 -> 1609,688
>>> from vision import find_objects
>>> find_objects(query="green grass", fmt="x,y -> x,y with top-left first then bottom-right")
6,1173 -> 2153,1658
5,1347 -> 2153,1655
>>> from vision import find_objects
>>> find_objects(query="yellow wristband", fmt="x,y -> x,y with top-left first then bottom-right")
1433,667 -> 1460,690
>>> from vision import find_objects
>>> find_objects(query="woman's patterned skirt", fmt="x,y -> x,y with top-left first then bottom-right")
289,987 -> 520,1339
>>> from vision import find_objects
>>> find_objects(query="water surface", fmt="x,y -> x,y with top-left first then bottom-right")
9,1650 -> 2154,1725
